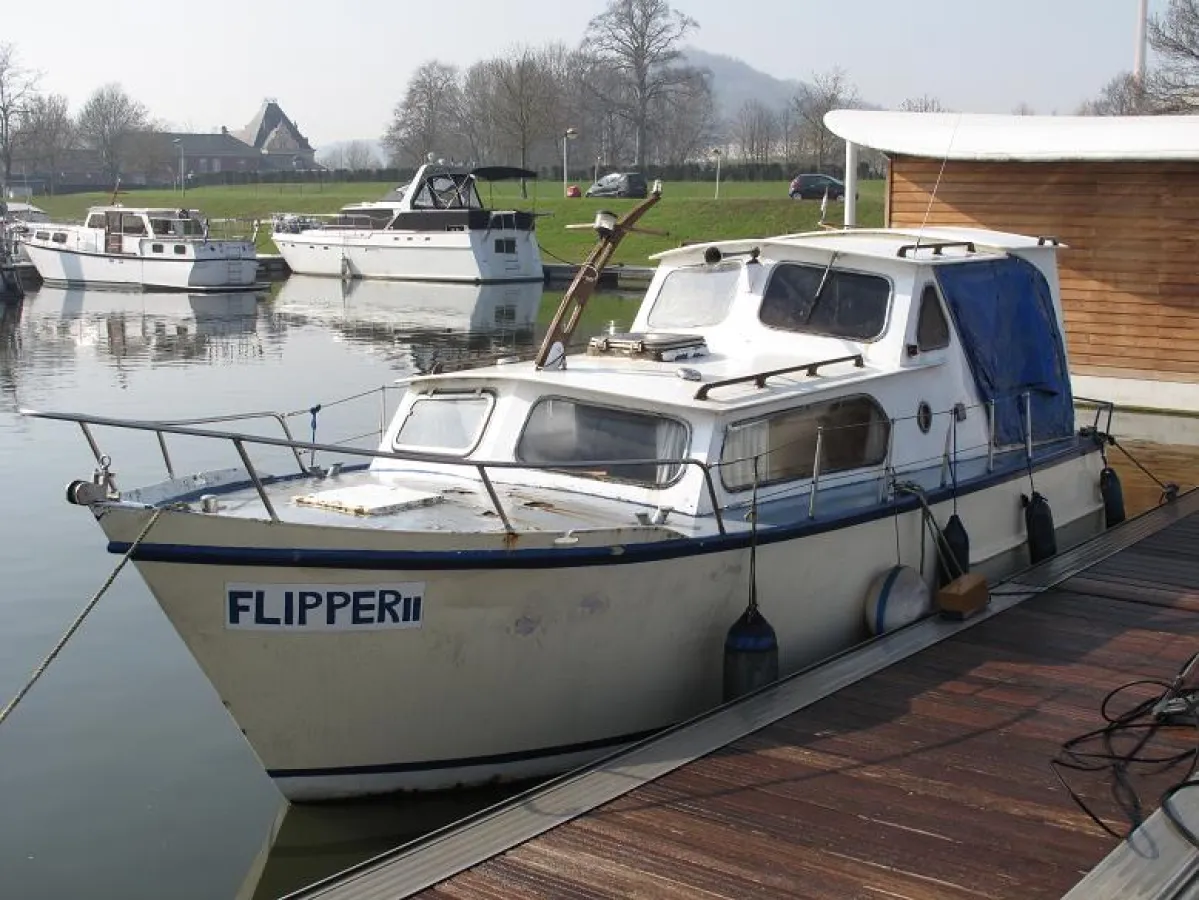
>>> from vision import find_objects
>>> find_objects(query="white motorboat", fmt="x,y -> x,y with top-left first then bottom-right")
27,189 -> 1118,802
20,206 -> 258,291
271,165 -> 543,284
2,200 -> 49,265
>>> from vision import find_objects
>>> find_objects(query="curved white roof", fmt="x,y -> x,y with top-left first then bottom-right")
825,109 -> 1199,162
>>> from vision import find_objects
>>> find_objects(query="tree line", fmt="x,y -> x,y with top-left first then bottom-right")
0,44 -> 165,191
7,0 -> 1199,194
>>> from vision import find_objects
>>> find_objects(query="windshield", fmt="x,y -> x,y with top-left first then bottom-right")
393,391 -> 494,455
411,174 -> 482,210
516,398 -> 688,487
647,263 -> 741,328
149,217 -> 206,237
759,262 -> 890,341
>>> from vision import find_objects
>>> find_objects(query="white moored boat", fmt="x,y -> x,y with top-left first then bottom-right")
271,165 -> 543,284
21,206 -> 258,291
27,188 -> 1119,802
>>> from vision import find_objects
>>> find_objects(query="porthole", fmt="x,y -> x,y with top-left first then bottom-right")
916,401 -> 933,434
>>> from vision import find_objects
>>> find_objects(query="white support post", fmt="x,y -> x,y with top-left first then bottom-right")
844,140 -> 859,228
1134,0 -> 1149,86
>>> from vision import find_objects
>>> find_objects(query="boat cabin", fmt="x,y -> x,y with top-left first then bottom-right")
313,165 -> 539,233
369,227 -> 1075,523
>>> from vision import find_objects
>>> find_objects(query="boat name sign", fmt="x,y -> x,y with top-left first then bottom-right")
225,583 -> 425,631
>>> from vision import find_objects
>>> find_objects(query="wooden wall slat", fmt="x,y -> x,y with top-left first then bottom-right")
888,157 -> 1199,380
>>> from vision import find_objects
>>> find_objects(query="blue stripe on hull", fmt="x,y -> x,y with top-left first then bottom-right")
266,727 -> 661,778
107,441 -> 1098,570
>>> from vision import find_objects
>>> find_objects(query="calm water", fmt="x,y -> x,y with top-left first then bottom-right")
0,278 -> 1196,900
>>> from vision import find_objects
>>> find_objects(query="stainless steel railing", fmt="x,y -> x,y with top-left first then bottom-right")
24,389 -> 1111,536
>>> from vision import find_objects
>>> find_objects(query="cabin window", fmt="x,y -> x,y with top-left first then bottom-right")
393,391 -> 494,455
121,216 -> 147,236
759,262 -> 890,341
51,232 -> 67,244
517,398 -> 689,487
720,395 -> 890,491
86,214 -> 106,229
493,238 -> 516,254
916,284 -> 950,351
174,245 -> 187,255
647,262 -> 740,328
34,231 -> 50,241
151,243 -> 163,253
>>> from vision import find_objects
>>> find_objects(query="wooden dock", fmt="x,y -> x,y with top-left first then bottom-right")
288,491 -> 1199,899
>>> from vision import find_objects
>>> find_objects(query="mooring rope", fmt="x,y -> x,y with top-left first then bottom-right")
0,507 -> 164,729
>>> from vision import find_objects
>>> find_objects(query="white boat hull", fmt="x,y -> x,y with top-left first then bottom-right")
97,449 -> 1104,801
273,229 -> 543,283
22,243 -> 258,291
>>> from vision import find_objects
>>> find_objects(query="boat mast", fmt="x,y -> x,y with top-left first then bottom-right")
534,181 -> 664,369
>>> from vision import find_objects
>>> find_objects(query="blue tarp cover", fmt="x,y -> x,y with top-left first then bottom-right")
934,256 -> 1073,445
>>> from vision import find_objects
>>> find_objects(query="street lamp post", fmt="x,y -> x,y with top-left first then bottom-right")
562,127 -> 578,197
711,148 -> 722,200
172,138 -> 186,198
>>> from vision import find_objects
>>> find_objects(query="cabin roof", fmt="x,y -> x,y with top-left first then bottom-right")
824,109 -> 1199,162
411,352 -> 888,411
651,226 -> 1053,266
83,206 -> 201,216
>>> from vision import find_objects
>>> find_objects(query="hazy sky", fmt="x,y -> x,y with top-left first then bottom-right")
5,0 -> 1164,145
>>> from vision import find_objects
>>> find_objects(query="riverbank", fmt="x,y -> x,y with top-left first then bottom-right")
29,179 -> 887,264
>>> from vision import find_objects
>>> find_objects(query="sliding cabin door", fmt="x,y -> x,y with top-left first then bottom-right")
104,211 -> 123,254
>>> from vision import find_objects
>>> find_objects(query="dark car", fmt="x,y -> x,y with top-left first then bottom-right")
789,173 -> 848,200
584,172 -> 649,199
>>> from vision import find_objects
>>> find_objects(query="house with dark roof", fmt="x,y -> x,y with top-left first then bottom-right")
235,99 -> 317,171
164,129 -> 267,178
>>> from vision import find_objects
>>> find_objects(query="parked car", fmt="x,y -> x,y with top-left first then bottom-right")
585,172 -> 649,199
789,173 -> 851,200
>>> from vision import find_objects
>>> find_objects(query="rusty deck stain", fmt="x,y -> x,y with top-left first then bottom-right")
410,508 -> 1199,899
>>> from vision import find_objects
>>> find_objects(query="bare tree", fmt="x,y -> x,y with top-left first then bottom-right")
76,83 -> 150,182
458,61 -> 500,164
899,95 -> 948,112
382,60 -> 462,166
343,140 -> 379,170
1011,102 -> 1036,115
1077,72 -> 1157,115
793,68 -> 858,173
1148,0 -> 1199,110
490,46 -> 560,174
584,0 -> 698,166
649,66 -> 716,165
0,43 -> 39,185
19,93 -> 74,193
734,99 -> 777,164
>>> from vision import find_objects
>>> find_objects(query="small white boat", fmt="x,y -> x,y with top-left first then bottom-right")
27,189 -> 1118,802
2,200 -> 49,265
272,165 -> 543,284
21,206 -> 258,291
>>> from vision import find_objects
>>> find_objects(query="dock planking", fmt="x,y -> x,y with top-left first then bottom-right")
411,505 -> 1199,899
288,492 -> 1199,900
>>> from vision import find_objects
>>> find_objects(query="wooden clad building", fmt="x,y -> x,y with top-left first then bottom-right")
827,110 -> 1199,416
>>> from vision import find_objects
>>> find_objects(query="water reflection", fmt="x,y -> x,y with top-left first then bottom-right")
269,275 -> 542,372
235,781 -> 541,900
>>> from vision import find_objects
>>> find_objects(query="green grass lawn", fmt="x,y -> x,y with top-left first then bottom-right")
33,179 -> 887,267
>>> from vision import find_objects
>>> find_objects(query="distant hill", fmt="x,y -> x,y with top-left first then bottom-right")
682,47 -> 806,121
314,138 -> 387,168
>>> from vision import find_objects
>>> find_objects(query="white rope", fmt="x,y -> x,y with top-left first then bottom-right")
0,507 -> 164,728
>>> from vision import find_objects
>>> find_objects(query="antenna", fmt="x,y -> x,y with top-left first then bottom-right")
913,113 -> 963,256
